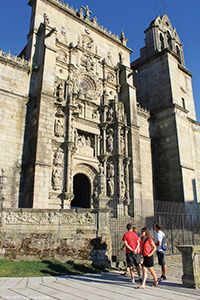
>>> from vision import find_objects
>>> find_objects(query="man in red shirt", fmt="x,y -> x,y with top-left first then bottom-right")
122,223 -> 140,284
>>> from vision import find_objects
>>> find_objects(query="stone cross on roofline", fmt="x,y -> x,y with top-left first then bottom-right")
82,5 -> 93,19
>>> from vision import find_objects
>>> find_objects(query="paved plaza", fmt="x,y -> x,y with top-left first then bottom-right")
0,266 -> 199,300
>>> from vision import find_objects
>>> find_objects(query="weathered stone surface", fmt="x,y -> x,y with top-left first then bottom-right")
177,245 -> 200,288
0,209 -> 111,264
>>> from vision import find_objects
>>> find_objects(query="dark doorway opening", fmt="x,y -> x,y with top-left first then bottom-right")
71,173 -> 91,208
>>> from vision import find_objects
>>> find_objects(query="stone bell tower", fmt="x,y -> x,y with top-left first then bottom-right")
132,15 -> 200,204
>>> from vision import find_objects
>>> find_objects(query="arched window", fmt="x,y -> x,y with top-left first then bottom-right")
167,31 -> 173,50
160,33 -> 165,50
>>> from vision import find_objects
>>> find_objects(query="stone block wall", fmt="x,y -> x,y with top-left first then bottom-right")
0,208 -> 111,267
0,53 -> 30,208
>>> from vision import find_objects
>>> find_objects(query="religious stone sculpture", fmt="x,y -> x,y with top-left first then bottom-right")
107,106 -> 114,122
117,102 -> 125,122
107,177 -> 114,197
54,118 -> 64,137
53,149 -> 64,166
107,129 -> 114,153
52,167 -> 62,190
56,82 -> 64,102
107,162 -> 115,178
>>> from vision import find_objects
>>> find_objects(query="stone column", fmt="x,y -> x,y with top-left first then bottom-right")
177,245 -> 200,288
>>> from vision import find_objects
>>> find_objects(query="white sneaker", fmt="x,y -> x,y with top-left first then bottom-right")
132,278 -> 136,284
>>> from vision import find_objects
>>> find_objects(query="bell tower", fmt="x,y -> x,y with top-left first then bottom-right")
132,15 -> 200,204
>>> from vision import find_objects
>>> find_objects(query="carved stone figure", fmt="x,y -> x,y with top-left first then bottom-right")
92,109 -> 99,120
56,82 -> 64,102
121,178 -> 126,199
103,90 -> 109,106
98,163 -> 104,175
52,167 -> 62,190
107,162 -> 114,178
54,118 -> 64,137
107,106 -> 114,122
67,73 -> 74,100
120,130 -> 125,154
107,129 -> 113,153
117,102 -> 125,122
73,79 -> 79,95
107,177 -> 114,197
53,149 -> 63,166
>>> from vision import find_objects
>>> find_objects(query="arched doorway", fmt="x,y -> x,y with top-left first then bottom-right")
71,173 -> 91,208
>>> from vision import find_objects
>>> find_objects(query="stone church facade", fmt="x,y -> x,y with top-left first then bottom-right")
0,0 -> 199,218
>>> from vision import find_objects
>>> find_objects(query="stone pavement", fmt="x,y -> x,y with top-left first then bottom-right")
0,270 -> 199,300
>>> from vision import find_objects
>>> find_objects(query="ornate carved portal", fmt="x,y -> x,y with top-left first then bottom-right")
50,36 -> 132,216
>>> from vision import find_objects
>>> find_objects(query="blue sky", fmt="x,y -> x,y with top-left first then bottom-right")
0,0 -> 199,120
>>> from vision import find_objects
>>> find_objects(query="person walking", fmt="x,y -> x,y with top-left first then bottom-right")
122,223 -> 140,284
154,223 -> 167,282
138,227 -> 158,289
132,226 -> 142,280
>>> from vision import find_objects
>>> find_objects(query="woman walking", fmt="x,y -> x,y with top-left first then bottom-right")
138,227 -> 158,288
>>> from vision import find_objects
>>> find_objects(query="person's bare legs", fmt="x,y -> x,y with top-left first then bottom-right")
140,266 -> 147,288
149,267 -> 158,285
130,266 -> 135,283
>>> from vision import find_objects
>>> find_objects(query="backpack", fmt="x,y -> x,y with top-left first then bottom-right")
161,235 -> 167,251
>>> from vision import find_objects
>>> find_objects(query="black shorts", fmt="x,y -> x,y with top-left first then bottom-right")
126,252 -> 140,268
143,255 -> 154,268
157,251 -> 166,266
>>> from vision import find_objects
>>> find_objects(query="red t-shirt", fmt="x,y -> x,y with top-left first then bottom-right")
140,238 -> 154,256
122,231 -> 139,254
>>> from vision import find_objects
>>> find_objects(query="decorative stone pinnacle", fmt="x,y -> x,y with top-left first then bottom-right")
81,5 -> 92,19
120,31 -> 128,45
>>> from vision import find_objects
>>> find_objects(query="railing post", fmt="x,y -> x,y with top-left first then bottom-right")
182,214 -> 185,244
191,214 -> 194,245
170,218 -> 174,254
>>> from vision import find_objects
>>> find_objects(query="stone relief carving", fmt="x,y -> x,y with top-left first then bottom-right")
75,131 -> 95,156
54,118 -> 64,137
4,211 -> 61,225
106,52 -> 113,66
81,54 -> 94,72
81,35 -> 94,52
77,213 -> 95,224
69,67 -> 102,101
107,72 -> 115,83
57,50 -> 68,63
3,211 -> 95,225
57,26 -> 68,44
